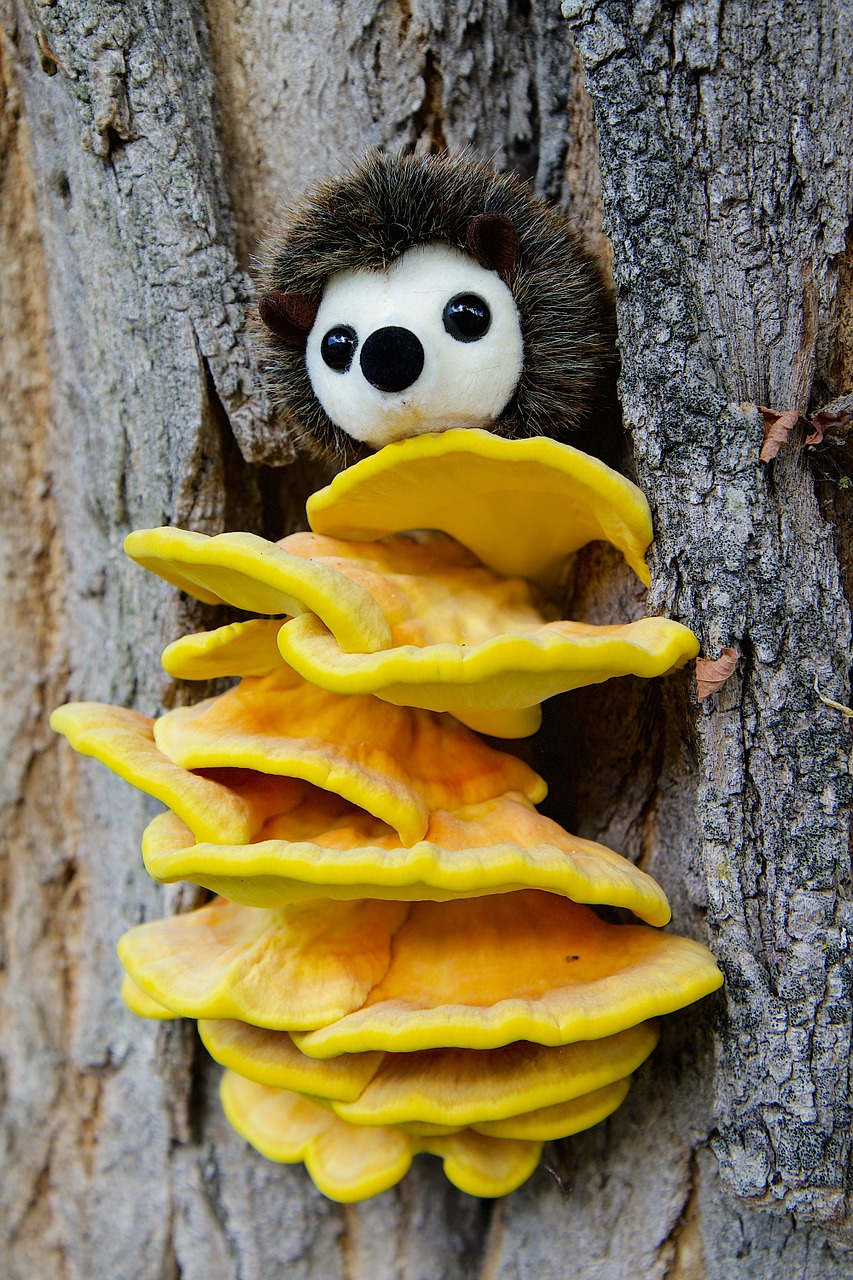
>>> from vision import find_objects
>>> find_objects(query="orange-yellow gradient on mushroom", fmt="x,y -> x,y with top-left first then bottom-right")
118,896 -> 409,1029
48,702 -> 293,844
123,525 -> 391,654
133,519 -> 698,739
277,531 -> 696,738
51,673 -> 545,849
117,891 -> 722,1047
125,994 -> 659,1136
140,793 -> 672,924
152,665 -> 545,843
197,1018 -> 659,1127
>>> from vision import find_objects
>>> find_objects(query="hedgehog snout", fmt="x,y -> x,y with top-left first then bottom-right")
360,326 -> 425,394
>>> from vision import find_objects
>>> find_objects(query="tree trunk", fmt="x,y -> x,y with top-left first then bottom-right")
1,1 -> 851,1277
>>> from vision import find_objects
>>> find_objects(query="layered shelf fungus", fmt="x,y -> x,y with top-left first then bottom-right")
126,431 -> 699,739
51,430 -> 722,1203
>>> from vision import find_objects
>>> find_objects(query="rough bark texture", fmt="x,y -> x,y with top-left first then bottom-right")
1,1 -> 851,1278
562,0 -> 853,1231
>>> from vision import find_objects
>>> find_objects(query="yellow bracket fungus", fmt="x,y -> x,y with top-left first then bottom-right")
118,896 -> 409,1029
199,1018 -> 658,1128
53,674 -> 546,851
279,609 -> 699,738
149,525 -> 697,739
163,618 -> 285,680
117,891 -> 722,1048
153,665 -> 545,843
469,1079 -> 633,1141
121,975 -> 180,1020
306,428 -> 654,589
49,702 -> 293,844
140,793 -> 672,925
125,526 -> 391,653
52,432 -> 722,1203
219,1073 -> 544,1201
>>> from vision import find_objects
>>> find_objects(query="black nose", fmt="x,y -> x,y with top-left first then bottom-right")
360,326 -> 424,393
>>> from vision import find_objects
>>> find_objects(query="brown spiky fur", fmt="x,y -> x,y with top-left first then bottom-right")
256,151 -> 616,465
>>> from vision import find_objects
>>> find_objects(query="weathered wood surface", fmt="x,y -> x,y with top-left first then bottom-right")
562,0 -> 853,1231
1,1 -> 851,1277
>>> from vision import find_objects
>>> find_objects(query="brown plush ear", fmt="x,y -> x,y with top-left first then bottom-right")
465,213 -> 520,285
258,291 -> 320,345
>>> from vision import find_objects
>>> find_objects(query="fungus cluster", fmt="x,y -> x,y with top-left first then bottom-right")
52,430 -> 722,1201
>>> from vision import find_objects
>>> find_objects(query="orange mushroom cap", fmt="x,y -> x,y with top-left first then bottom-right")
152,528 -> 697,740
279,610 -> 699,738
49,702 -> 294,844
120,990 -> 656,1136
153,665 -> 545,844
199,1016 -> 659,1128
276,534 -> 697,738
53,682 -> 546,853
292,892 -> 722,1056
118,896 -> 408,1029
118,890 -> 722,1047
141,790 -> 672,925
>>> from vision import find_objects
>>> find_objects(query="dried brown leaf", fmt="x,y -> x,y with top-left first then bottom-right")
696,648 -> 739,701
804,419 -> 828,447
805,394 -> 853,447
759,407 -> 802,462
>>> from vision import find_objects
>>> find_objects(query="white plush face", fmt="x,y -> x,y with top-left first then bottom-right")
305,243 -> 524,447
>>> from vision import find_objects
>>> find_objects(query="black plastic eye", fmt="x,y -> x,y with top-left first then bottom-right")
442,294 -> 491,343
320,326 -> 358,372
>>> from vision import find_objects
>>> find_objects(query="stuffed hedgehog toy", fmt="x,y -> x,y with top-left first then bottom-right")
257,151 -> 616,462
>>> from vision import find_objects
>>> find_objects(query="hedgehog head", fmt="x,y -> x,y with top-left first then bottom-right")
256,152 -> 615,464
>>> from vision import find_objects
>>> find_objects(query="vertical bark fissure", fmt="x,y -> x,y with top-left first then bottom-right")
0,18 -> 77,1279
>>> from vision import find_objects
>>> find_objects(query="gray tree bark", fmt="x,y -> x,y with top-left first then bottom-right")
1,2 -> 851,1278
